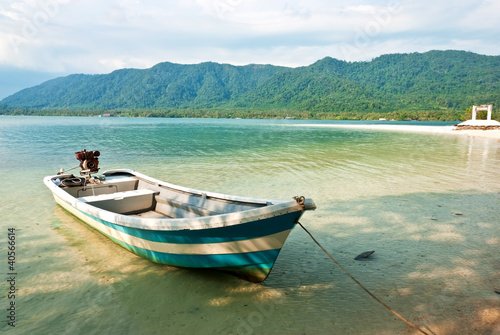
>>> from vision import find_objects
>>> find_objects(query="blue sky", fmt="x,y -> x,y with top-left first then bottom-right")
1,0 -> 499,100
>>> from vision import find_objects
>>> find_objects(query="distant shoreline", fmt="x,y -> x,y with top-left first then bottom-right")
3,113 -> 500,139
294,123 -> 500,139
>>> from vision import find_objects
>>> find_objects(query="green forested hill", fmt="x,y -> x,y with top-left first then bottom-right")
2,50 -> 499,120
1,62 -> 286,110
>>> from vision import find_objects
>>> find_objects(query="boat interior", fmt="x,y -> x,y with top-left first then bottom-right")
54,172 -> 268,219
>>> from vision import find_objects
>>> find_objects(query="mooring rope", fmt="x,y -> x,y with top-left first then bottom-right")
297,222 -> 430,335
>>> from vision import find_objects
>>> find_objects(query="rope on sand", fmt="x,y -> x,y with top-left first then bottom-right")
298,222 -> 431,335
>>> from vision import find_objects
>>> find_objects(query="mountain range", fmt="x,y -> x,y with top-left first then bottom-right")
1,50 -> 499,120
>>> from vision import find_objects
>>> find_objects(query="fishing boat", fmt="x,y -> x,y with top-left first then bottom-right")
44,150 -> 316,282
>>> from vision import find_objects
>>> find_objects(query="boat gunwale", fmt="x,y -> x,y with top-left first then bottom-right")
43,169 -> 311,232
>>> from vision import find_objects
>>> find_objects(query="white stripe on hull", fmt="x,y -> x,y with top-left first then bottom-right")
55,196 -> 292,255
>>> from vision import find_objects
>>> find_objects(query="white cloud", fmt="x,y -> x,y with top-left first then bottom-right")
343,5 -> 378,14
460,0 -> 500,30
0,0 -> 498,84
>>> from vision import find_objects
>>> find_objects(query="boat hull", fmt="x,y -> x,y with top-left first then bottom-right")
53,190 -> 303,282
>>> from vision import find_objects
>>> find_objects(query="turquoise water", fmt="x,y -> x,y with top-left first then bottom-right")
1,116 -> 499,334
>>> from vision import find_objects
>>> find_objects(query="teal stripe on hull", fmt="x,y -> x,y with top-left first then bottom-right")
82,210 -> 301,244
109,232 -> 280,268
64,203 -> 298,282
106,233 -> 279,282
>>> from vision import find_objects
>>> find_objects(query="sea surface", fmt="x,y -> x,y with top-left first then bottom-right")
1,116 -> 499,334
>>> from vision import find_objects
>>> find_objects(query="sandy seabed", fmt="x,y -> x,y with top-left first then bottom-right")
4,117 -> 499,335
290,122 -> 500,335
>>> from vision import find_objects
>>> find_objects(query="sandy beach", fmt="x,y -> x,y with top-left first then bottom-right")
294,123 -> 500,139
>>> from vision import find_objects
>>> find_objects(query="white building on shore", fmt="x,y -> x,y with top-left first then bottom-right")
455,105 -> 500,129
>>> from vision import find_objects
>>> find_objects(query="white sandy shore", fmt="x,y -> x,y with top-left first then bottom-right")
295,124 -> 500,139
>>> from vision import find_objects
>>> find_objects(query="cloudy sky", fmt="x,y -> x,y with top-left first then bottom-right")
0,0 -> 499,99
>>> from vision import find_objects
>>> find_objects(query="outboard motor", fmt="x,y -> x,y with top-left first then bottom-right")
75,149 -> 100,174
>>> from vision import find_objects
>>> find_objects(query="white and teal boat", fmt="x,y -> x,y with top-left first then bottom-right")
44,153 -> 315,282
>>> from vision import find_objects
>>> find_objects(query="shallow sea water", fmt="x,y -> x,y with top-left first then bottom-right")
1,116 -> 499,334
